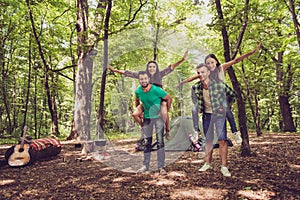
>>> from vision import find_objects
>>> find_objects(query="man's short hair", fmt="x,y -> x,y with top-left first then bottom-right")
138,71 -> 148,77
195,63 -> 208,70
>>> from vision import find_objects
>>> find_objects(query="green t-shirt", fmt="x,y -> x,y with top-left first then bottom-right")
135,84 -> 167,119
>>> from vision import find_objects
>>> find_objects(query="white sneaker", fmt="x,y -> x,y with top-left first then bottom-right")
220,166 -> 231,177
198,163 -> 212,172
233,132 -> 242,144
137,165 -> 148,173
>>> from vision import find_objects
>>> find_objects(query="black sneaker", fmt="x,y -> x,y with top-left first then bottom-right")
159,168 -> 167,175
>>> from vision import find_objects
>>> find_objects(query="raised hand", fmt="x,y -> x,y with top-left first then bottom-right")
182,49 -> 188,60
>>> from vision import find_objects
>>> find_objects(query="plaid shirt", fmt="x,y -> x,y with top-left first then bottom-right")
192,80 -> 236,117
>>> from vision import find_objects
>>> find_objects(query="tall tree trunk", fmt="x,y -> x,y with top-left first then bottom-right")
74,0 -> 93,140
121,77 -> 127,133
68,23 -> 79,140
26,0 -> 60,136
153,23 -> 160,61
1,55 -> 12,134
74,51 -> 95,140
33,68 -> 38,139
23,35 -> 32,128
177,74 -> 184,116
253,89 -> 263,136
69,0 -> 106,140
98,0 -> 112,139
278,95 -> 295,132
153,1 -> 159,61
276,53 -> 296,132
0,14 -> 13,135
243,65 -> 263,137
215,0 -> 252,156
114,77 -> 127,133
245,77 -> 263,137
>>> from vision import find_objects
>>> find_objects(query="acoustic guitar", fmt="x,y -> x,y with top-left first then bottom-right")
8,126 -> 31,167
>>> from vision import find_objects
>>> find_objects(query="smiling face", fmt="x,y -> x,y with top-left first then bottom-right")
205,57 -> 218,72
147,62 -> 158,76
197,66 -> 210,81
138,73 -> 150,88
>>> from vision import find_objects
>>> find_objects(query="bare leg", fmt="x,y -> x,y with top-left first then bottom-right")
160,101 -> 170,140
218,140 -> 228,166
131,104 -> 144,127
204,141 -> 213,164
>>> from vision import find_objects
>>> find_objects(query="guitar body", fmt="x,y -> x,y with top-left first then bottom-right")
7,143 -> 31,167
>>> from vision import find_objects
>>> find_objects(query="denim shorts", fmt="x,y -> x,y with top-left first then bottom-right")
202,113 -> 227,142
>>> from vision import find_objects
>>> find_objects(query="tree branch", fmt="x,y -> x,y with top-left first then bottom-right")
124,0 -> 148,27
91,0 -> 148,49
231,0 -> 249,59
52,64 -> 77,72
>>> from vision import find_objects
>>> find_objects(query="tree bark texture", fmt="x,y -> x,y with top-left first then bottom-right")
74,0 -> 93,140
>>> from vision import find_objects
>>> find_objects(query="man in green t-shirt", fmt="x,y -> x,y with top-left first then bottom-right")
135,71 -> 172,175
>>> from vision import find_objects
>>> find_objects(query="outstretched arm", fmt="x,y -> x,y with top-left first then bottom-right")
170,50 -> 188,70
109,65 -> 125,75
177,74 -> 208,89
177,74 -> 199,88
162,94 -> 172,111
222,42 -> 262,71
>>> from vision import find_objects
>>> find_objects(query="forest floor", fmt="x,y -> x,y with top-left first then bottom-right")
0,132 -> 300,200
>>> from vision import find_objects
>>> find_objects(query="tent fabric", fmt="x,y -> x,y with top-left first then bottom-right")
165,116 -> 201,151
164,116 -> 231,151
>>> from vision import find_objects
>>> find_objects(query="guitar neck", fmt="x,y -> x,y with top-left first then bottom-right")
20,126 -> 28,149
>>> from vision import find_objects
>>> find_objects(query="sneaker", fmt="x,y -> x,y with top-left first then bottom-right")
159,168 -> 167,175
220,166 -> 231,177
193,143 -> 203,152
233,132 -> 242,144
137,165 -> 148,173
198,163 -> 212,172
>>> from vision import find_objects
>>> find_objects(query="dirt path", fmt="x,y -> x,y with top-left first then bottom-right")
0,132 -> 300,199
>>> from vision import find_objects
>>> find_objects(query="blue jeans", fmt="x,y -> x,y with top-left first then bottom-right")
202,113 -> 227,144
192,104 -> 200,132
142,118 -> 165,169
226,109 -> 237,133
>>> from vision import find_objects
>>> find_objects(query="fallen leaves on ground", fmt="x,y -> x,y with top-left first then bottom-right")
0,132 -> 299,199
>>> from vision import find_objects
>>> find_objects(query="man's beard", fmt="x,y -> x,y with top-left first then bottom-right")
141,83 -> 149,88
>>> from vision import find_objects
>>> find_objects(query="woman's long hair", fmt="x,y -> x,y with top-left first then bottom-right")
146,60 -> 162,87
204,54 -> 221,82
